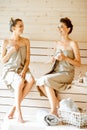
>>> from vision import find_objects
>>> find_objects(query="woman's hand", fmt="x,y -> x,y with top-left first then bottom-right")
54,52 -> 66,61
1,44 -> 20,63
19,71 -> 26,79
8,44 -> 19,54
58,53 -> 66,61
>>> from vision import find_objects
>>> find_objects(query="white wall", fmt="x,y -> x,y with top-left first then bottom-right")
0,0 -> 87,42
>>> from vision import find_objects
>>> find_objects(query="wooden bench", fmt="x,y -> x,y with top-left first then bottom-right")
0,40 -> 87,129
29,40 -> 87,109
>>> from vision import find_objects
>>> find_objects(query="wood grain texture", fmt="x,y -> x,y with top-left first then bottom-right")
0,0 -> 87,42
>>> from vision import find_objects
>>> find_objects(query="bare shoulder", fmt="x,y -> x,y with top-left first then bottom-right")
23,37 -> 30,43
70,40 -> 79,48
22,37 -> 30,46
3,38 -> 9,47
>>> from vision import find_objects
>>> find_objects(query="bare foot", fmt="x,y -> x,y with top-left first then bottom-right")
8,106 -> 16,119
16,110 -> 25,123
50,109 -> 59,117
17,118 -> 25,123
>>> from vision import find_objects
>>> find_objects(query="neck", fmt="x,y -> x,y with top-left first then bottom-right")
11,33 -> 21,41
61,35 -> 70,42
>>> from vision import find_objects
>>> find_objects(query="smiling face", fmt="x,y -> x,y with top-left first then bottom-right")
12,21 -> 24,35
58,22 -> 70,36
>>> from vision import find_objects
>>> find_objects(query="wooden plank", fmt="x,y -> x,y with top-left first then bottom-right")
0,0 -> 87,42
0,97 -> 50,108
80,50 -> 87,57
0,90 -> 14,97
0,102 -> 86,116
21,107 -> 50,115
78,42 -> 87,49
0,112 -> 6,120
0,40 -> 87,64
81,58 -> 87,64
30,40 -> 55,48
0,105 -> 50,115
0,105 -> 10,113
0,90 -> 47,100
30,41 -> 87,51
76,102 -> 87,109
30,55 -> 52,63
30,43 -> 87,57
60,85 -> 87,94
31,48 -> 54,56
22,99 -> 50,108
59,93 -> 87,102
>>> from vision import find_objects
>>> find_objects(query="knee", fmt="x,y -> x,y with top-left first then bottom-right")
27,77 -> 35,86
30,77 -> 35,85
32,77 -> 35,84
18,78 -> 25,90
20,78 -> 25,84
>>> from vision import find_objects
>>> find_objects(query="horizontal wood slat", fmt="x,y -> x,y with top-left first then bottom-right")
30,41 -> 87,64
59,93 -> 87,102
31,48 -> 54,56
0,40 -> 87,63
0,40 -> 87,123
78,42 -> 87,49
80,50 -> 87,57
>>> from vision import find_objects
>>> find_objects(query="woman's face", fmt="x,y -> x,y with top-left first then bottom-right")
58,22 -> 70,36
13,21 -> 24,35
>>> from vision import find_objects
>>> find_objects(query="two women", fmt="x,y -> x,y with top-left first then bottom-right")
1,17 -> 81,122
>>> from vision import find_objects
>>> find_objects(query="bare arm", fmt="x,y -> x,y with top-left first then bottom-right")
20,39 -> 30,78
1,39 -> 19,63
54,41 -> 81,67
1,39 -> 11,63
65,41 -> 81,67
52,42 -> 58,62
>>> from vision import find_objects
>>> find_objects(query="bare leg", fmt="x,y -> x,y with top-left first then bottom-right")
21,77 -> 35,99
38,86 -> 47,96
8,105 -> 16,119
57,95 -> 61,106
8,77 -> 34,120
45,86 -> 59,116
15,78 -> 25,123
16,77 -> 34,123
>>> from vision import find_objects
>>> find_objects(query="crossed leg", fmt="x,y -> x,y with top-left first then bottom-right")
8,77 -> 35,122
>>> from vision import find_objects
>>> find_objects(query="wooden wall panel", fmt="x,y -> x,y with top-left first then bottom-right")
0,0 -> 87,42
